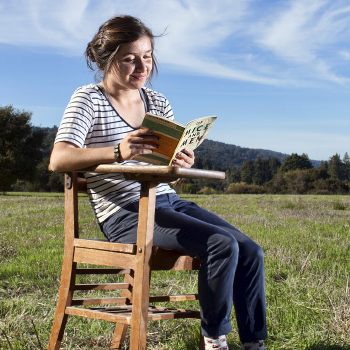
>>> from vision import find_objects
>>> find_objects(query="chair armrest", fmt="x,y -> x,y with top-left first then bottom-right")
78,164 -> 225,182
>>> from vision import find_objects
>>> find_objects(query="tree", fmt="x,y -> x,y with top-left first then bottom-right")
319,160 -> 328,170
328,153 -> 345,181
241,160 -> 254,184
0,105 -> 45,191
279,153 -> 313,173
343,152 -> 350,181
269,158 -> 281,176
253,158 -> 267,186
228,167 -> 241,183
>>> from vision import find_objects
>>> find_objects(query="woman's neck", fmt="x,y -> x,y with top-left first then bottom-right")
99,80 -> 146,128
100,80 -> 141,106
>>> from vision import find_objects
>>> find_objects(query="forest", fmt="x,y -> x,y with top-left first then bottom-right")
1,106 -> 348,195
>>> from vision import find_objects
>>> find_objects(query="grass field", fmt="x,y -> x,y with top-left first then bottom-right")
0,192 -> 349,350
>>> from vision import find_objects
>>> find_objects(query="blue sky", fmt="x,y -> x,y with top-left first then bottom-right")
1,0 -> 350,161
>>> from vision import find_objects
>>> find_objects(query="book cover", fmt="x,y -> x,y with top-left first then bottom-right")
133,113 -> 217,165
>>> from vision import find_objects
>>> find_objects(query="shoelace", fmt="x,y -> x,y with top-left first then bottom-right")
241,340 -> 266,350
204,336 -> 228,350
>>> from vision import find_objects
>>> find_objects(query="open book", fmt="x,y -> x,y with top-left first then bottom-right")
133,113 -> 217,165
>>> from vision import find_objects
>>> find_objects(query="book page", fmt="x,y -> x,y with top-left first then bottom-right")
174,116 -> 217,156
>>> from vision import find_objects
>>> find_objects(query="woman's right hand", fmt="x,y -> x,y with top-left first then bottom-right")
50,129 -> 159,173
119,128 -> 159,161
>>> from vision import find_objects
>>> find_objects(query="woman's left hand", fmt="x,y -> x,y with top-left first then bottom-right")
172,148 -> 195,168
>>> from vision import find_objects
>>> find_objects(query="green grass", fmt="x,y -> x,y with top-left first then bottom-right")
1,193 -> 350,349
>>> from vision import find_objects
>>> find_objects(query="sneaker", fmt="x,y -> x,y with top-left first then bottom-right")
241,340 -> 266,350
204,335 -> 228,350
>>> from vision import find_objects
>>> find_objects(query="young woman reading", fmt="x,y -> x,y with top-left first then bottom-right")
50,15 -> 268,350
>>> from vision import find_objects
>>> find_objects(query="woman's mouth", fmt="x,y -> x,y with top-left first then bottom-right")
131,75 -> 146,80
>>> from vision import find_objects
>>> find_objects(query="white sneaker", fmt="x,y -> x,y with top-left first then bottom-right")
241,340 -> 266,350
204,335 -> 228,349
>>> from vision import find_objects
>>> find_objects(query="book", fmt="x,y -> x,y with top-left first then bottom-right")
133,113 -> 217,165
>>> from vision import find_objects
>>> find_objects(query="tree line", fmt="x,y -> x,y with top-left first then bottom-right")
0,105 -> 348,195
180,152 -> 349,195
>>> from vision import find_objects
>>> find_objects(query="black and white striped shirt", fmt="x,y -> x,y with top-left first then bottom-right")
55,84 -> 176,223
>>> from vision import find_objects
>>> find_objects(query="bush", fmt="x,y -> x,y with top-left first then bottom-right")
198,186 -> 218,195
333,201 -> 346,210
226,182 -> 266,194
179,183 -> 197,194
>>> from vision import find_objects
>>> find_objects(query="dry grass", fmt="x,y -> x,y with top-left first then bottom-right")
0,193 -> 350,349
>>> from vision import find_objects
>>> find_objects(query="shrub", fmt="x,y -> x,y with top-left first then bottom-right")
198,186 -> 218,195
226,182 -> 265,194
333,201 -> 346,210
179,183 -> 197,194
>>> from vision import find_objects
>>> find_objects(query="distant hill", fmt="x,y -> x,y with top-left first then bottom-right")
37,127 -> 321,169
196,139 -> 321,169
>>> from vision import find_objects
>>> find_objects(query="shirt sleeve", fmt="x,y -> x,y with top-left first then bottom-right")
55,87 -> 94,148
162,95 -> 174,120
144,88 -> 174,121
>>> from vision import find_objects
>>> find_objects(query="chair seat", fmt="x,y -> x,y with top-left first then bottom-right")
74,238 -> 201,271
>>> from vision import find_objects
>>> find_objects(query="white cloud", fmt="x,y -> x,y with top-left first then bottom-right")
0,0 -> 350,86
340,50 -> 350,60
256,0 -> 350,83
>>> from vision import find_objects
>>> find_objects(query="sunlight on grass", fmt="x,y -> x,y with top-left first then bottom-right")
1,193 -> 350,349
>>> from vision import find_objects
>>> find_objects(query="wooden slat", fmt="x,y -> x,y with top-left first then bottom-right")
65,307 -> 131,324
74,247 -> 135,269
74,238 -> 136,254
78,164 -> 226,180
65,305 -> 201,323
74,283 -> 129,291
71,297 -> 128,306
147,309 -> 201,321
149,294 -> 198,302
151,249 -> 201,271
76,268 -> 132,275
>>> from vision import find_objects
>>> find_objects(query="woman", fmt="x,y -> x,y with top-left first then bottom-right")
50,15 -> 267,350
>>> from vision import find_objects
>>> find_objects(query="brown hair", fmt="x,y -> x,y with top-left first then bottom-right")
85,15 -> 159,85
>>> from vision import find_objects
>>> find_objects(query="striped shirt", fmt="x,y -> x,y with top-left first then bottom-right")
55,83 -> 175,223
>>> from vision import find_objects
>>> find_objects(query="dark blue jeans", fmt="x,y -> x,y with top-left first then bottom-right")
100,193 -> 267,342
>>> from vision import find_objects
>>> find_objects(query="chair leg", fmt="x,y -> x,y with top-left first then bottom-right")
128,264 -> 150,350
110,324 -> 129,349
47,262 -> 76,350
199,329 -> 205,350
128,182 -> 157,349
110,273 -> 134,349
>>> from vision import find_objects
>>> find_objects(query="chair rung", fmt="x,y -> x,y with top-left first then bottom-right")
65,305 -> 201,323
147,306 -> 201,321
149,294 -> 198,302
74,238 -> 136,254
74,283 -> 130,291
65,306 -> 132,324
76,268 -> 132,275
71,297 -> 129,306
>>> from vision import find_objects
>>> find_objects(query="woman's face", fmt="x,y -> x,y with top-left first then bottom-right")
108,35 -> 153,90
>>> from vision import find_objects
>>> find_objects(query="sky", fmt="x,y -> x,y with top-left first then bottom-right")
1,0 -> 350,162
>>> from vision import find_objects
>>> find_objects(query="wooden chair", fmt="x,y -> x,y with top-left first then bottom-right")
47,164 -> 225,350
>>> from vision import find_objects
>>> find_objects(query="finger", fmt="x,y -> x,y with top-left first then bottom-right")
129,143 -> 159,151
182,148 -> 195,158
176,151 -> 192,164
128,135 -> 160,143
172,158 -> 186,168
135,128 -> 156,136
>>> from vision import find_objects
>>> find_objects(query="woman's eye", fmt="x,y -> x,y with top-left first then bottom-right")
124,58 -> 135,63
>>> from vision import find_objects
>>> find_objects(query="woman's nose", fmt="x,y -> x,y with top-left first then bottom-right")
135,58 -> 147,72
